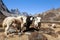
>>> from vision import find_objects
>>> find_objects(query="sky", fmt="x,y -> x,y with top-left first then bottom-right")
3,0 -> 60,15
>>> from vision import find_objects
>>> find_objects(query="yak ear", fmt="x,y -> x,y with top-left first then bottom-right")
21,17 -> 23,21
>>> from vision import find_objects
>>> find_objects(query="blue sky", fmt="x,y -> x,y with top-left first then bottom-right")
3,0 -> 60,15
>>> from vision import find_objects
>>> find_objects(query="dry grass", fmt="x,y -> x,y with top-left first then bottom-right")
0,23 -> 60,40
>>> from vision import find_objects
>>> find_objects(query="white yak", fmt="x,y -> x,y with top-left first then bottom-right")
2,15 -> 27,37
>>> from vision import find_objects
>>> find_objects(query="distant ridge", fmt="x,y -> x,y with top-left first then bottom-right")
36,8 -> 60,21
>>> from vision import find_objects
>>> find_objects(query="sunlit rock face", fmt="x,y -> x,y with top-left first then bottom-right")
0,0 -> 9,12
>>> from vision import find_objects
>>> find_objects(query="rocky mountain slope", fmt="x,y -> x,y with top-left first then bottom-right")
0,0 -> 22,17
0,0 -> 22,26
36,8 -> 60,22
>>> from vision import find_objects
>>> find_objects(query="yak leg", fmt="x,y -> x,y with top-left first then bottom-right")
4,24 -> 10,37
21,23 -> 26,34
20,24 -> 24,33
38,22 -> 41,30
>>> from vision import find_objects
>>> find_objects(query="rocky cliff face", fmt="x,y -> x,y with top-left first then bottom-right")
0,0 -> 7,24
0,0 -> 9,12
0,0 -> 22,17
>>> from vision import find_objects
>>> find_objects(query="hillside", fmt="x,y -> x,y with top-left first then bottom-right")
36,8 -> 60,22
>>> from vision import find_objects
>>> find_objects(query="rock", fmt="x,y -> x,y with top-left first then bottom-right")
0,0 -> 9,12
39,28 -> 58,38
28,32 -> 48,40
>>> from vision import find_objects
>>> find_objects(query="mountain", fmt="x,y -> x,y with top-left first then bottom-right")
0,0 -> 9,12
10,9 -> 21,16
0,0 -> 21,26
0,0 -> 22,17
36,8 -> 60,22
